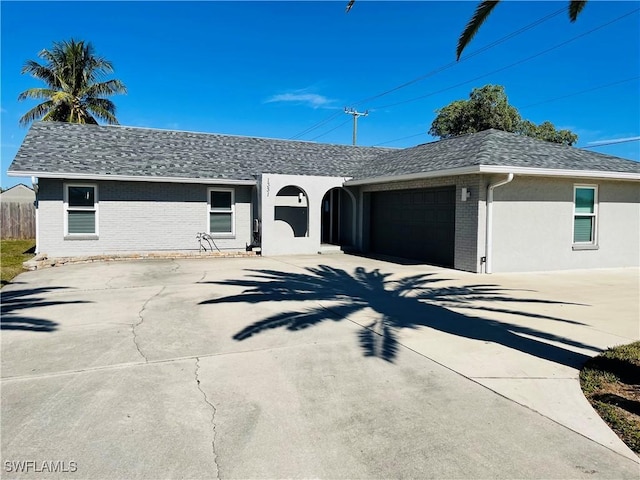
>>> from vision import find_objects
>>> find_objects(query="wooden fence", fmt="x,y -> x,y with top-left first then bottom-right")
1,202 -> 36,239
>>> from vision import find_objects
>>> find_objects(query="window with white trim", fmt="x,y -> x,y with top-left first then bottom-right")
573,185 -> 597,245
208,188 -> 235,236
65,184 -> 98,236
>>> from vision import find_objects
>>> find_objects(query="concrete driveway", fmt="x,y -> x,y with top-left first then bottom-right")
1,254 -> 638,479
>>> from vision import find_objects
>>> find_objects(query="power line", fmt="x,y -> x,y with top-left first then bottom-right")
520,76 -> 640,109
287,6 -> 565,141
296,6 -> 638,144
289,111 -> 342,140
370,7 -> 639,111
373,132 -> 426,147
372,75 -> 640,147
581,138 -> 640,149
350,6 -> 566,108
309,118 -> 351,141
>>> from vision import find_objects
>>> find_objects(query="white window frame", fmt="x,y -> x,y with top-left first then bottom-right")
572,184 -> 598,247
207,187 -> 235,237
64,183 -> 99,237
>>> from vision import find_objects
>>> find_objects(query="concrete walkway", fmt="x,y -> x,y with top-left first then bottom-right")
1,255 -> 638,479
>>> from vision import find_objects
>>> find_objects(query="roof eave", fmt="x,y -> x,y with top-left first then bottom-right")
479,165 -> 640,181
345,165 -> 640,186
345,166 -> 482,186
7,171 -> 258,186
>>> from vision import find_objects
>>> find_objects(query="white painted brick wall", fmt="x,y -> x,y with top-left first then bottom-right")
37,179 -> 253,257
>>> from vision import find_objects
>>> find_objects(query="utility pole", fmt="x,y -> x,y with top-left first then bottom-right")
344,108 -> 368,145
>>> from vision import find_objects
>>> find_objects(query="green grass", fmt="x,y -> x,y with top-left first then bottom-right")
1,239 -> 36,286
580,341 -> 640,454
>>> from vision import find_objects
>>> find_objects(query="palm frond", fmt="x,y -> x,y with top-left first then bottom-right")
83,79 -> 127,97
50,90 -> 74,104
17,88 -> 58,101
86,100 -> 119,124
20,60 -> 58,87
457,0 -> 500,60
86,97 -> 117,113
568,0 -> 587,21
19,101 -> 56,126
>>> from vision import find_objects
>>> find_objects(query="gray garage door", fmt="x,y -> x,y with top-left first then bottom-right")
370,186 -> 455,267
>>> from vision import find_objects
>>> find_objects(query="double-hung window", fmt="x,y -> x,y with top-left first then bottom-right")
208,188 -> 235,237
65,184 -> 98,237
573,185 -> 597,246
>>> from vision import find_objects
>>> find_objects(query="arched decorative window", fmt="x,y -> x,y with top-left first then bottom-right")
275,186 -> 308,238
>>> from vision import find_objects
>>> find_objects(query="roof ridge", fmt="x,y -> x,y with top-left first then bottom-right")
473,129 -> 503,166
470,128 -> 640,169
33,121 -> 390,152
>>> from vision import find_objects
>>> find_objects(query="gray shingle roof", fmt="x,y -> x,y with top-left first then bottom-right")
9,122 -> 387,181
353,129 -> 639,179
8,122 -> 639,182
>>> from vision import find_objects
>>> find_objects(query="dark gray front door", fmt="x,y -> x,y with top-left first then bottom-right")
370,186 -> 455,267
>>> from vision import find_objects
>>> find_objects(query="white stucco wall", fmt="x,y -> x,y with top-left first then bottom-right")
489,176 -> 640,272
260,174 -> 352,256
37,179 -> 253,257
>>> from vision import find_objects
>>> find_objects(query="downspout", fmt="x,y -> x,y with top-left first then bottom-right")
31,176 -> 39,254
485,173 -> 514,274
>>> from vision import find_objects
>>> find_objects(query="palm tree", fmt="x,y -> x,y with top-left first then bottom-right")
18,39 -> 127,126
345,1 -> 588,61
457,1 -> 588,59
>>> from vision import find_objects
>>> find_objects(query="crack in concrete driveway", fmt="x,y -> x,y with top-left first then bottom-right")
132,286 -> 166,362
1,256 -> 638,478
195,357 -> 220,479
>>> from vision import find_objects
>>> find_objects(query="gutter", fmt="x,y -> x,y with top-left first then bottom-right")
344,165 -> 639,186
485,173 -> 514,274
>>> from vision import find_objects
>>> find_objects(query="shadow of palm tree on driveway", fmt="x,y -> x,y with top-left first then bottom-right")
200,265 -> 597,368
1,286 -> 90,332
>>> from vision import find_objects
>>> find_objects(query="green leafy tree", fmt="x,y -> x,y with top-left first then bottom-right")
429,85 -> 578,146
516,120 -> 578,146
18,39 -> 127,126
457,0 -> 588,59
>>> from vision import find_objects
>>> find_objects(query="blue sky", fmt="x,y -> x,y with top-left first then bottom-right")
1,1 -> 639,189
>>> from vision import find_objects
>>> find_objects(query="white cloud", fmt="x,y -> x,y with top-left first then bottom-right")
587,136 -> 640,146
265,91 -> 336,109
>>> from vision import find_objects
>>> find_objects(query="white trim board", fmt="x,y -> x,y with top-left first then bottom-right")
345,165 -> 640,186
8,171 -> 257,186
